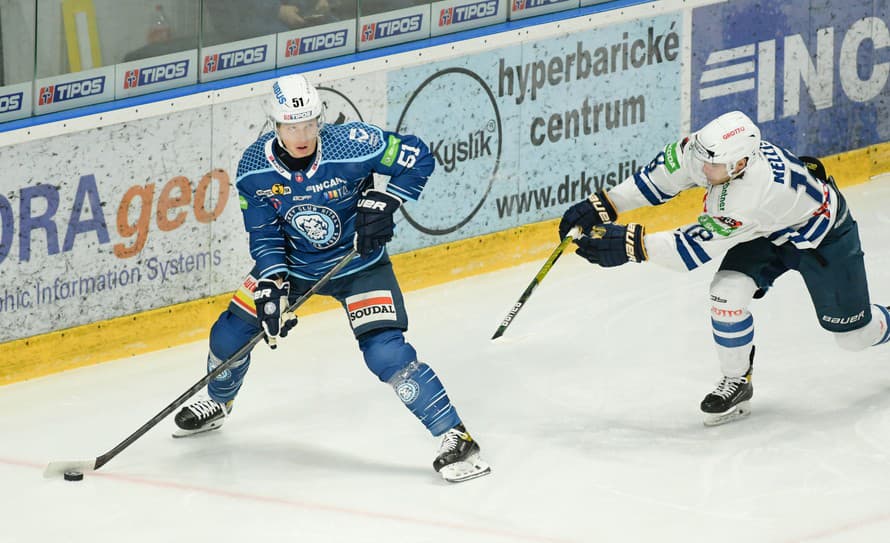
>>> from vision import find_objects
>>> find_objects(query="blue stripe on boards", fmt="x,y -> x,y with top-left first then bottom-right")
1,0 -> 652,134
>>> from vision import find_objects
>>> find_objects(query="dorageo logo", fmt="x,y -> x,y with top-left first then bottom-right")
396,67 -> 502,235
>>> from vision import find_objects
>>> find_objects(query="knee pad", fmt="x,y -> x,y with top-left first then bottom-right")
210,310 -> 260,359
834,305 -> 890,351
358,328 -> 417,382
358,329 -> 460,435
207,310 -> 254,403
709,271 -> 758,318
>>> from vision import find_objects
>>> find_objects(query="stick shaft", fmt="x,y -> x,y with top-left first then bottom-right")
91,250 -> 358,470
491,231 -> 577,340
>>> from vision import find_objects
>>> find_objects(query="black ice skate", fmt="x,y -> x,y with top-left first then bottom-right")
433,424 -> 491,483
701,354 -> 754,427
172,398 -> 233,438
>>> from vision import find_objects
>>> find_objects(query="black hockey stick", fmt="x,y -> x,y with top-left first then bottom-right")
44,249 -> 359,479
491,227 -> 580,340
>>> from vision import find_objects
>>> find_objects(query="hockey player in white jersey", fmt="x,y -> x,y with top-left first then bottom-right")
171,74 -> 490,482
559,110 -> 890,426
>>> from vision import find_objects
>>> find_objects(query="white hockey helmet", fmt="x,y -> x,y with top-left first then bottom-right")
265,73 -> 325,130
685,110 -> 761,185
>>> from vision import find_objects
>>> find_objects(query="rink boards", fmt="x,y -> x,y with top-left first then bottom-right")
1,0 -> 889,384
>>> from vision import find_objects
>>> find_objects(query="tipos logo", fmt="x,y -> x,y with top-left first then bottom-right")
396,67 -> 502,235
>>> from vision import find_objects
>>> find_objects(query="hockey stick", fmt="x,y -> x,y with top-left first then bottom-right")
491,227 -> 580,340
44,249 -> 359,479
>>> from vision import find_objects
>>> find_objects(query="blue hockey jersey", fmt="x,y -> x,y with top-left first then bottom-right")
235,122 -> 435,280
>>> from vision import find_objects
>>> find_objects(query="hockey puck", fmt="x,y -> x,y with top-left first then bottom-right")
63,470 -> 84,481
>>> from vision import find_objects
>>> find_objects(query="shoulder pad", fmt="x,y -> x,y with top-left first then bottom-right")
237,132 -> 277,178
320,122 -> 386,161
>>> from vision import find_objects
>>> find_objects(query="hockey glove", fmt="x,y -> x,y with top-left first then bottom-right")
253,277 -> 298,349
355,190 -> 402,258
575,223 -> 647,267
558,190 -> 618,240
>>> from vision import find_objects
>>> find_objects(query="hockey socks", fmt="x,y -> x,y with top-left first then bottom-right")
389,361 -> 461,436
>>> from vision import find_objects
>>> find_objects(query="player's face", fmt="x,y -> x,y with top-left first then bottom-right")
704,158 -> 748,185
277,119 -> 319,158
702,161 -> 731,185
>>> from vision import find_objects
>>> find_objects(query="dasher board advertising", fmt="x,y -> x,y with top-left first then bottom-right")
431,0 -> 508,37
358,5 -> 431,52
33,67 -> 115,115
200,35 -> 277,82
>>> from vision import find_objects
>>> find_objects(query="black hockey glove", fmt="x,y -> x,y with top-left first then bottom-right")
558,190 -> 618,240
253,277 -> 298,349
575,223 -> 647,268
355,190 -> 402,258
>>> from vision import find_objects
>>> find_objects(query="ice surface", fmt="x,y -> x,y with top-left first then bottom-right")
2,177 -> 890,543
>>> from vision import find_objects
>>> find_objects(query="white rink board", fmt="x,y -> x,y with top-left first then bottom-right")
0,75 -> 389,342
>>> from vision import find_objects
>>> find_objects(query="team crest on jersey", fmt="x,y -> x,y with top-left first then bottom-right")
284,204 -> 341,248
698,214 -> 743,236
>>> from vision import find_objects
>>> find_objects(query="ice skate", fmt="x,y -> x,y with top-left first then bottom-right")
172,397 -> 233,438
433,425 -> 491,483
701,364 -> 753,427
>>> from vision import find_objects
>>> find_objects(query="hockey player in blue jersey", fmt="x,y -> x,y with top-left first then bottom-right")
172,73 -> 490,482
559,110 -> 890,426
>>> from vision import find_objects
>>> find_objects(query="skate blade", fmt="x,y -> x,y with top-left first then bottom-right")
439,454 -> 492,483
171,421 -> 224,438
703,401 -> 751,427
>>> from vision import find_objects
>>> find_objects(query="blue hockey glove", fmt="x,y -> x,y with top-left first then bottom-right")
355,190 -> 402,258
575,223 -> 647,267
558,190 -> 618,240
253,277 -> 298,349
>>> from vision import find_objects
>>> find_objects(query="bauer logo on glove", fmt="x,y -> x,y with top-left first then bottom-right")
576,223 -> 648,267
354,189 -> 402,258
253,277 -> 298,348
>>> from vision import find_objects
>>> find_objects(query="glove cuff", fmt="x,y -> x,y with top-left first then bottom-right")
589,191 -> 618,223
626,223 -> 648,263
362,189 -> 403,209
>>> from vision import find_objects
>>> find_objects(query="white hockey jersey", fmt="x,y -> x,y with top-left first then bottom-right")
605,138 -> 842,271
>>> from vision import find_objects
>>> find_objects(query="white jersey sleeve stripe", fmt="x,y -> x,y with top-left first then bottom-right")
633,170 -> 674,205
674,229 -> 713,271
386,183 -> 413,201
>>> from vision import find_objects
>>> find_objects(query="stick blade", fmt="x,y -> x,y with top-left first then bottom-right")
43,459 -> 96,479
